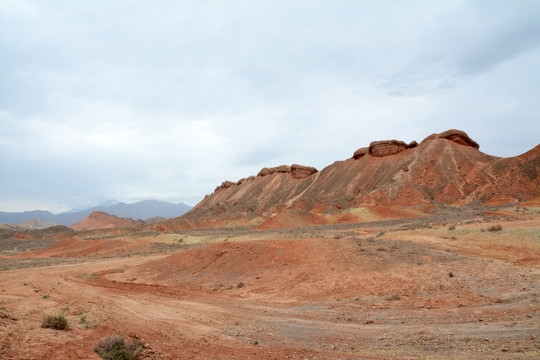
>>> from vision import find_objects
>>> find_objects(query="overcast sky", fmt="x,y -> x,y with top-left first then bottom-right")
1,0 -> 539,213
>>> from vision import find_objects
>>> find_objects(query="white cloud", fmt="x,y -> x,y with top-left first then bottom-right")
1,0 -> 539,212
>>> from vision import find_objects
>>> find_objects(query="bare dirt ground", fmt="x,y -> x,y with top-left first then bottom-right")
1,207 -> 539,359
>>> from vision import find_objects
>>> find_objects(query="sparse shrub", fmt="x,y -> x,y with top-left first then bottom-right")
376,231 -> 385,237
94,335 -> 144,360
237,282 -> 245,288
79,314 -> 99,328
384,294 -> 401,301
487,224 -> 503,232
448,225 -> 456,231
41,313 -> 68,330
42,294 -> 49,299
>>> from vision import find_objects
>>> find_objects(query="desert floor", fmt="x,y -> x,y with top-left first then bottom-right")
1,206 -> 539,359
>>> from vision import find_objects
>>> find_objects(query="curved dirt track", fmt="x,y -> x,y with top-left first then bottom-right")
1,213 -> 539,359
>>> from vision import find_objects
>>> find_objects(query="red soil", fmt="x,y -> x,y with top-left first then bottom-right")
4,237 -> 150,259
253,211 -> 328,230
1,213 -> 539,359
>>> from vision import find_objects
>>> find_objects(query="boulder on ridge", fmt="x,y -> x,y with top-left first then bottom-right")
291,164 -> 318,179
353,147 -> 369,160
422,129 -> 479,149
369,140 -> 408,157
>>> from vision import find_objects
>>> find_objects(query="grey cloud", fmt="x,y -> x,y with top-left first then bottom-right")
381,0 -> 540,97
0,0 -> 538,211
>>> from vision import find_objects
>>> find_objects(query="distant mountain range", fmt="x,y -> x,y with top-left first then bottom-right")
0,200 -> 192,227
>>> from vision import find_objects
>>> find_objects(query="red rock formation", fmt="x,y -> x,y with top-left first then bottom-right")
276,165 -> 292,173
369,140 -> 408,157
291,164 -> 318,179
257,165 -> 292,177
237,176 -> 256,185
257,167 -> 274,177
353,147 -> 369,160
160,130 -> 539,231
214,180 -> 236,193
422,129 -> 479,149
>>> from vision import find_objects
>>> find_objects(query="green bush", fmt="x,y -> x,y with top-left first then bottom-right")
94,335 -> 144,360
41,313 -> 69,330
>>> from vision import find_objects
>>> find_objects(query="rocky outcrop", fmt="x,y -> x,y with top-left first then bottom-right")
222,181 -> 236,188
407,141 -> 418,148
369,140 -> 408,157
214,180 -> 236,193
276,165 -> 292,173
257,165 -> 292,177
237,178 -> 247,185
422,129 -> 479,149
353,147 -> 369,160
237,176 -> 256,185
355,141 -> 416,159
291,164 -> 318,179
257,168 -> 270,177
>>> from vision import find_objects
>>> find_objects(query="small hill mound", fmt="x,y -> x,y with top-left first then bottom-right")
253,210 -> 327,230
110,236 -> 512,306
27,225 -> 77,239
144,216 -> 167,224
70,211 -> 143,231
18,218 -> 60,230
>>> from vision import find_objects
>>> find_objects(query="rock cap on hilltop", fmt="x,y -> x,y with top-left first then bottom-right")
237,176 -> 256,185
257,165 -> 292,177
369,140 -> 409,157
422,129 -> 479,149
353,147 -> 369,160
291,164 -> 318,179
214,180 -> 237,193
408,141 -> 418,148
